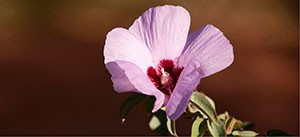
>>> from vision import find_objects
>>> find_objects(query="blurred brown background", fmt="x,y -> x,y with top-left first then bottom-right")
0,0 -> 298,135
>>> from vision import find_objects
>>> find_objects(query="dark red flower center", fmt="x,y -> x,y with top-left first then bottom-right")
147,59 -> 183,96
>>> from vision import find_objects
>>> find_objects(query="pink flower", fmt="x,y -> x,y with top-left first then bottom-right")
104,5 -> 234,120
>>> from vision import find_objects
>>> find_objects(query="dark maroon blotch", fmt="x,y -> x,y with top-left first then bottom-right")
147,59 -> 184,96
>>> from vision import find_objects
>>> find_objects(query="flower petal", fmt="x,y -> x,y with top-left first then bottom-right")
166,61 -> 202,120
106,60 -> 165,112
104,27 -> 153,72
129,5 -> 191,65
178,24 -> 234,78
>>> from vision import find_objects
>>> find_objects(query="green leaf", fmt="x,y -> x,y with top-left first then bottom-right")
119,93 -> 145,122
217,111 -> 229,121
149,115 -> 160,130
224,116 -> 236,134
266,129 -> 289,136
187,102 -> 199,114
234,120 -> 244,130
190,91 -> 218,123
167,117 -> 178,137
191,117 -> 207,137
207,120 -> 226,137
148,109 -> 168,135
242,121 -> 255,130
232,130 -> 258,137
205,95 -> 216,110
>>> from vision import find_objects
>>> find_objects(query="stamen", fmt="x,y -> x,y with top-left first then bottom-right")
161,68 -> 174,92
161,68 -> 169,76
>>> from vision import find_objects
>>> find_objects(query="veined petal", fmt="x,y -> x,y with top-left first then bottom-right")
106,60 -> 165,112
166,62 -> 202,120
178,24 -> 234,78
129,5 -> 191,65
104,27 -> 153,72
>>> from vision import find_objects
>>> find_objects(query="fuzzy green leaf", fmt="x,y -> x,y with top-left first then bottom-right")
207,120 -> 226,137
225,116 -> 236,134
232,130 -> 258,137
148,110 -> 168,135
242,121 -> 255,130
187,103 -> 199,114
218,111 -> 229,121
234,119 -> 244,130
149,115 -> 160,130
205,94 -> 216,110
190,92 -> 218,123
191,117 -> 207,137
167,117 -> 178,137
